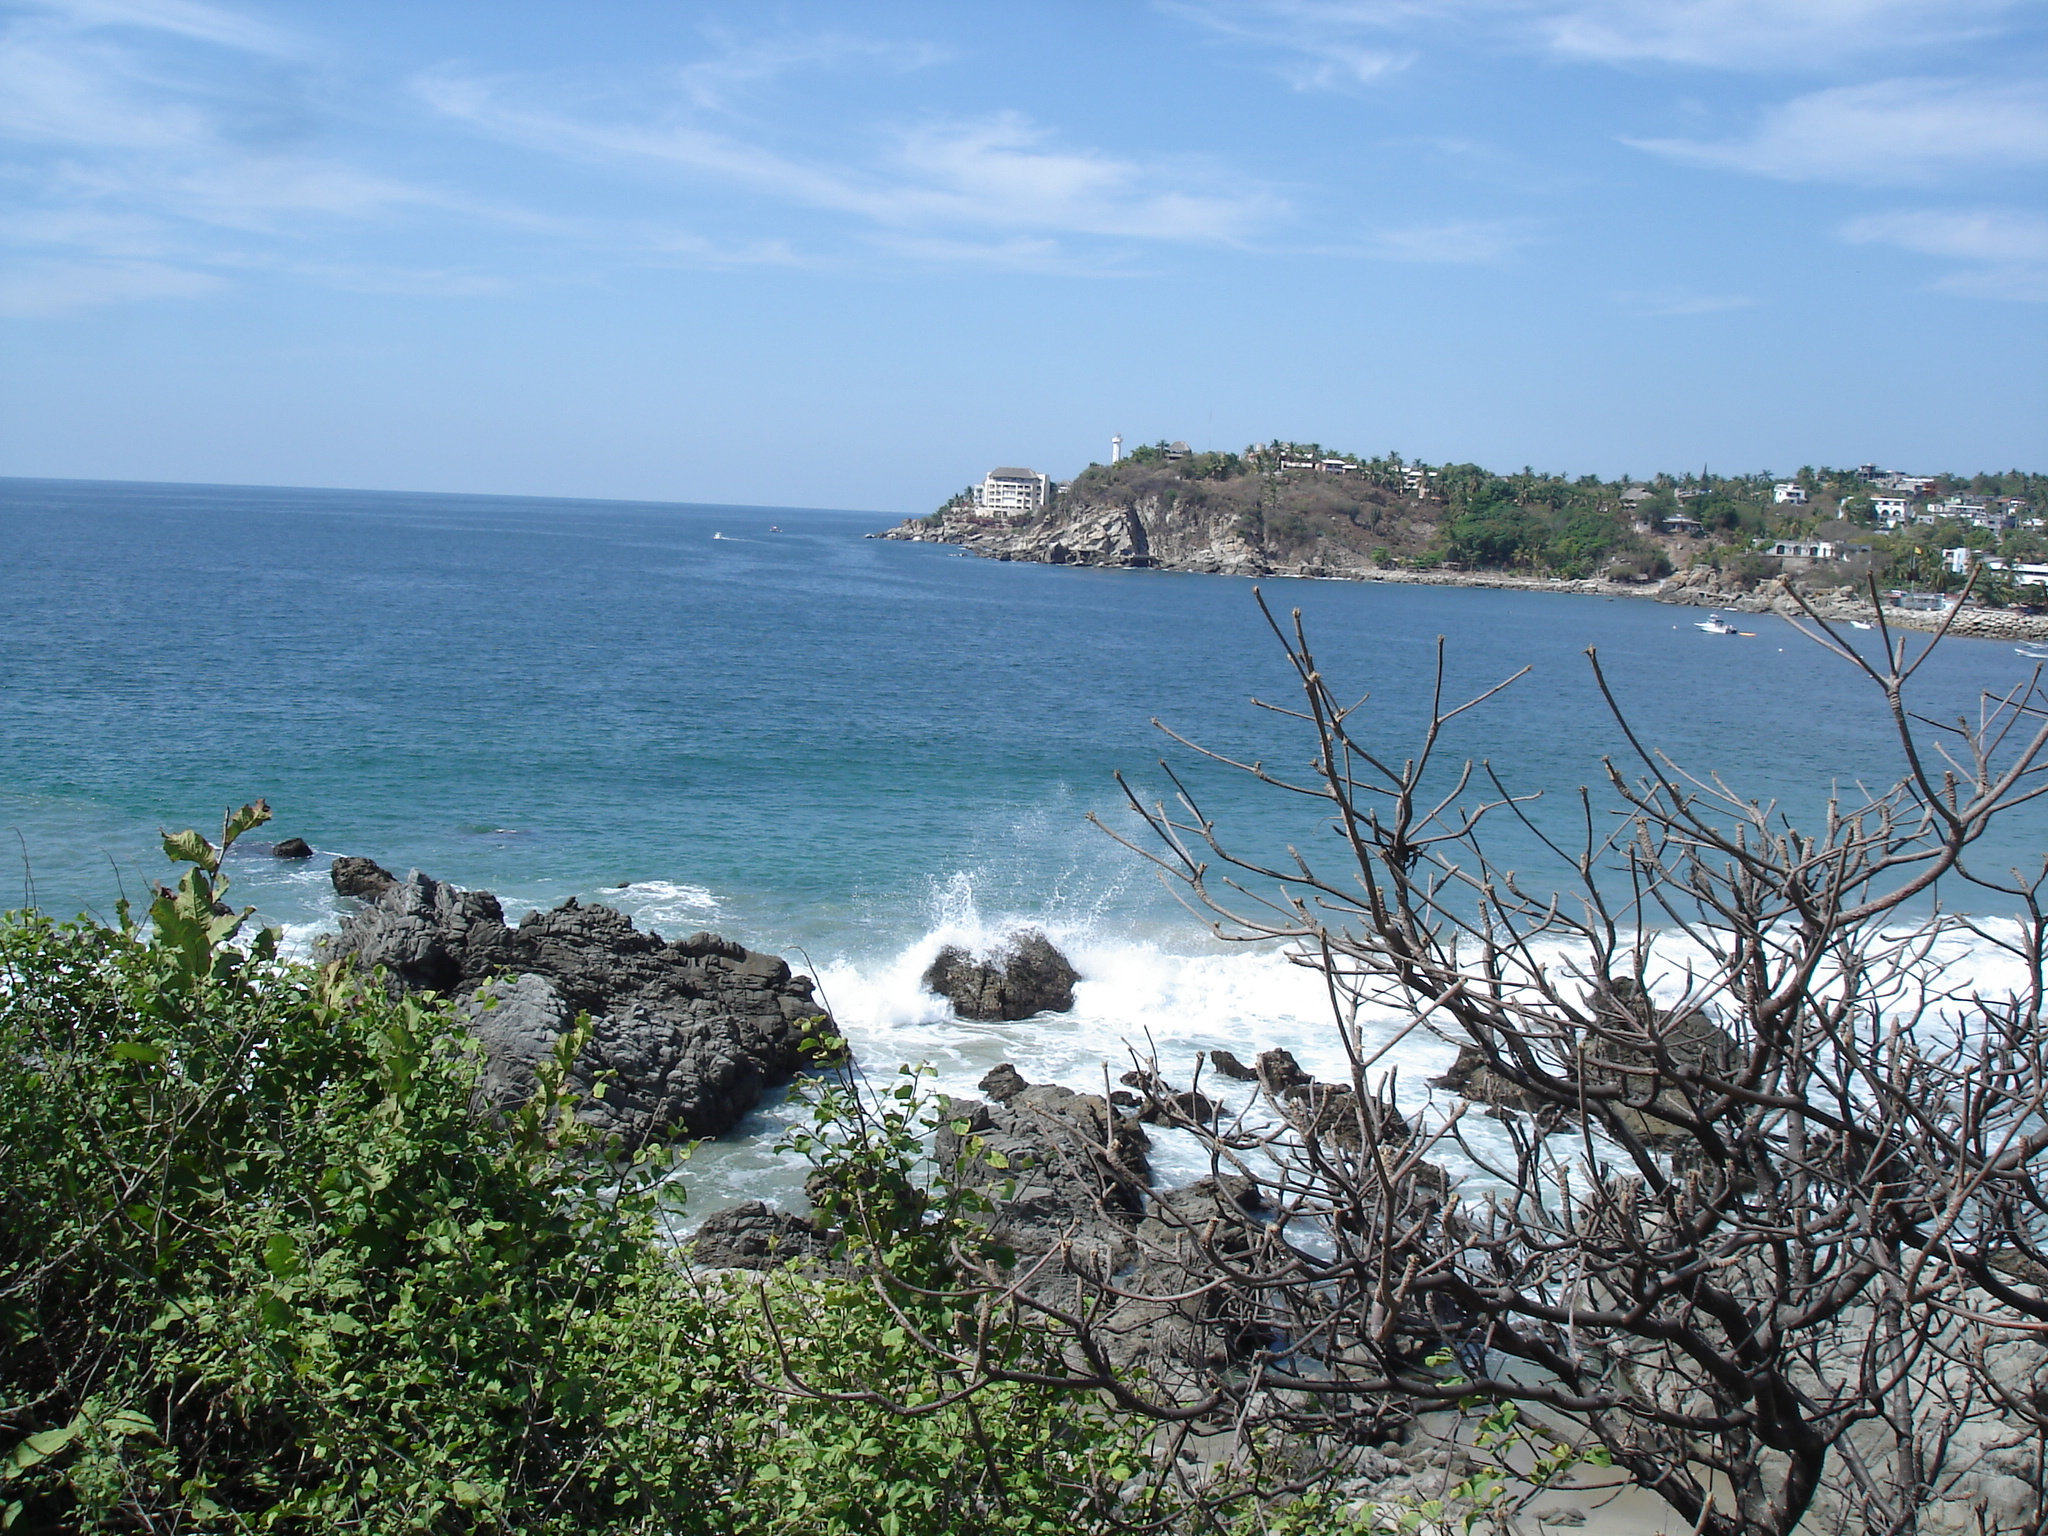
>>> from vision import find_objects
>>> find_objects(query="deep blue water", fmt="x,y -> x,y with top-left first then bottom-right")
7,476 -> 2043,1204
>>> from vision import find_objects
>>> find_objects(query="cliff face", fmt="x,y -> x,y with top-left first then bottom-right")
887,493 -> 1303,576
884,470 -> 1428,578
879,455 -> 2048,638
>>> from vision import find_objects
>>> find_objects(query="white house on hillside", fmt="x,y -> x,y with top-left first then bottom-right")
975,467 -> 1052,515
1871,496 -> 1912,527
1773,482 -> 1809,505
1767,539 -> 1871,561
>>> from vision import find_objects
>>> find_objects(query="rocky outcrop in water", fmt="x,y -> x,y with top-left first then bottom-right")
937,1064 -> 1150,1270
685,1202 -> 831,1272
1428,983 -> 1737,1143
330,855 -> 397,900
921,931 -> 1079,1020
936,1063 -> 1288,1381
319,867 -> 836,1145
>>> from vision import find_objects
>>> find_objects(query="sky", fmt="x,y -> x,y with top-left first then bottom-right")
1,0 -> 2044,514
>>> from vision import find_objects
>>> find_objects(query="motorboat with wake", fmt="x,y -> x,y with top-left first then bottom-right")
1696,614 -> 1739,635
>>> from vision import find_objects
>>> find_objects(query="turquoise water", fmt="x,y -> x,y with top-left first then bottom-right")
7,476 -> 2042,1204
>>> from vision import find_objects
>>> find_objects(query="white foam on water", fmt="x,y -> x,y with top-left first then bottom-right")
276,920 -> 332,962
603,879 -> 723,937
679,869 -> 1478,1214
688,879 -> 2048,1216
248,859 -> 2048,1223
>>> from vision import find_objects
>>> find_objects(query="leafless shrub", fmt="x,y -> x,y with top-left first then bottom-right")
790,590 -> 2048,1536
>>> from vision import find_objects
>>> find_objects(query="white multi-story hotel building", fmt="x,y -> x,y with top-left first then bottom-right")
975,467 -> 1052,515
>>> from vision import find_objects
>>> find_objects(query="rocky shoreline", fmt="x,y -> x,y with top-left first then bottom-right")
880,513 -> 2048,642
319,858 -> 837,1146
308,855 -> 2044,1532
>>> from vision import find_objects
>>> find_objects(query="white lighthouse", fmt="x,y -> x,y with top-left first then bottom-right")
1111,434 -> 1124,463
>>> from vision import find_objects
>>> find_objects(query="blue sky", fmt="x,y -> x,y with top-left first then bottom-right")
1,0 -> 2043,513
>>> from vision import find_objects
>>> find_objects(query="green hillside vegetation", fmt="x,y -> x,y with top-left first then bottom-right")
946,443 -> 2048,594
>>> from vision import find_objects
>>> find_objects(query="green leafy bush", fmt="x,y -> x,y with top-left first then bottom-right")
0,812 -> 739,1531
0,812 -> 1135,1534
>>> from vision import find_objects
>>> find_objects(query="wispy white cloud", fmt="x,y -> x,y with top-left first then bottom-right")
16,0 -> 304,58
1159,1 -> 1417,91
1631,79 -> 2048,184
1842,207 -> 2048,301
416,73 -> 1281,250
1538,0 -> 2016,68
0,0 -> 542,309
675,28 -> 950,113
1343,217 -> 1536,262
1613,287 -> 1754,315
1164,0 -> 2024,77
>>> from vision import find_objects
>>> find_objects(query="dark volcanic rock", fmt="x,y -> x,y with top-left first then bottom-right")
1106,1175 -> 1275,1376
936,1065 -> 1150,1270
922,930 -> 1079,1020
1278,1080 -> 1411,1148
1427,1043 -> 1546,1114
1206,1049 -> 1258,1082
319,870 -> 836,1145
686,1202 -> 830,1272
272,837 -> 314,859
1254,1048 -> 1312,1094
1428,981 -> 1739,1142
978,1062 -> 1030,1104
330,855 -> 398,900
1119,1067 -> 1221,1127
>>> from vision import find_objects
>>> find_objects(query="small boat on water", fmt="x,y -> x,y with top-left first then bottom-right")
1850,620 -> 1875,630
2017,644 -> 2048,660
1696,615 -> 1739,635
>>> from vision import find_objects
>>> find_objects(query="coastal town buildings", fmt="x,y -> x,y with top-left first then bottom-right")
974,467 -> 1052,515
1767,538 -> 1870,560
1892,592 -> 1960,612
1928,495 -> 1990,522
1943,549 -> 2048,586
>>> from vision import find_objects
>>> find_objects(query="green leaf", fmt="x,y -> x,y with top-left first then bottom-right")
262,1233 -> 302,1278
110,1040 -> 165,1064
99,1410 -> 155,1441
159,828 -> 214,867
221,799 -> 272,848
7,1424 -> 76,1474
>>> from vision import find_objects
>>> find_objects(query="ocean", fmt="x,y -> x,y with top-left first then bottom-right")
6,476 -> 2043,1209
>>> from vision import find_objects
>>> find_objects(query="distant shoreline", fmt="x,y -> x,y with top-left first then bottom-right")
879,521 -> 2048,642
